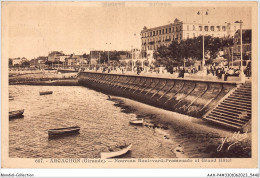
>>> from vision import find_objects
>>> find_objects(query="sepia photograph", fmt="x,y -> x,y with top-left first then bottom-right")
1,1 -> 258,170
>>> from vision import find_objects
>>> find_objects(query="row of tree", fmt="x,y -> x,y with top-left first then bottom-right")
153,36 -> 234,67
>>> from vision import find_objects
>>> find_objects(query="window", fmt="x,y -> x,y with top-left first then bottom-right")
193,25 -> 195,30
210,26 -> 214,31
173,27 -> 175,32
159,30 -> 161,35
156,31 -> 158,35
162,29 -> 164,34
169,28 -> 171,33
199,26 -> 202,31
180,34 -> 182,40
222,26 -> 226,31
166,28 -> 168,33
217,26 -> 220,31
150,32 -> 152,36
187,25 -> 189,31
176,34 -> 178,40
204,26 -> 208,31
153,31 -> 155,36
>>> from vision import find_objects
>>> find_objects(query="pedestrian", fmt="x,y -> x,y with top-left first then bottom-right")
169,65 -> 173,74
224,71 -> 228,81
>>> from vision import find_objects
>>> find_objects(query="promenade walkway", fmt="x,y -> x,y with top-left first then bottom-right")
84,69 -> 246,83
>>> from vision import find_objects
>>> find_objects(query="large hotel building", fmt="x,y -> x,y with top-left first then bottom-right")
141,18 -> 240,57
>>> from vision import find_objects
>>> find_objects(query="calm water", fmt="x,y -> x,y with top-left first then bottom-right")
9,85 -> 177,158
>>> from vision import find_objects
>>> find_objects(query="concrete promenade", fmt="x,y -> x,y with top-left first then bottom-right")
84,69 -> 242,83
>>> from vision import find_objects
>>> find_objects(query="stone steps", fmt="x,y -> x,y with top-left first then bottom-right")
204,83 -> 251,131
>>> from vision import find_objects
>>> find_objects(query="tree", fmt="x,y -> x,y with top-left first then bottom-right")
153,45 -> 172,67
154,36 -> 235,67
21,61 -> 30,67
9,58 -> 13,67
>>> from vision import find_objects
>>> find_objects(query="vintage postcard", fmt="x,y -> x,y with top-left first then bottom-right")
1,1 -> 258,170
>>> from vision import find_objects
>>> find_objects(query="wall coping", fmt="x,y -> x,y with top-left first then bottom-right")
80,71 -> 241,85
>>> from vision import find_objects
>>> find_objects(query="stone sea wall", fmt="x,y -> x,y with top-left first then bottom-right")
78,72 -> 238,118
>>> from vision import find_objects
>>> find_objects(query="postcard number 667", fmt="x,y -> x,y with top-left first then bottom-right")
35,158 -> 43,163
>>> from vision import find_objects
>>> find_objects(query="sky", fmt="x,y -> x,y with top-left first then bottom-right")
2,2 -> 253,59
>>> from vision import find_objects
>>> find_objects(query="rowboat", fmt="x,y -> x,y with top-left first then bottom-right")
9,109 -> 24,119
129,119 -> 143,125
100,144 -> 132,159
39,91 -> 53,95
9,97 -> 14,100
48,126 -> 80,137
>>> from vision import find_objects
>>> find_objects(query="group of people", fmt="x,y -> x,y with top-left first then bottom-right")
207,64 -> 251,81
83,63 -> 251,81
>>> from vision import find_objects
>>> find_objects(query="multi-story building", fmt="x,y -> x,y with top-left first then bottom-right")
11,57 -> 22,66
233,29 -> 251,60
48,51 -> 65,62
140,18 -> 240,57
223,29 -> 251,67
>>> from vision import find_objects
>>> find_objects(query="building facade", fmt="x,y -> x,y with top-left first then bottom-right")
140,18 -> 240,57
233,29 -> 251,59
48,51 -> 65,62
223,29 -> 251,67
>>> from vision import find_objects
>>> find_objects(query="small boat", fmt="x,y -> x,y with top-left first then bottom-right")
129,119 -> 144,125
9,97 -> 14,100
39,91 -> 53,95
9,109 -> 24,119
48,126 -> 80,137
100,144 -> 132,159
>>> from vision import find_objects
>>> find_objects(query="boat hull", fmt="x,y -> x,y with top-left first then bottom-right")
48,126 -> 80,137
9,109 -> 24,119
100,144 -> 132,159
129,119 -> 143,125
40,91 -> 53,95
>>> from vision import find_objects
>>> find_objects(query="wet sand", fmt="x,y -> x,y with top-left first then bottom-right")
110,96 -> 251,158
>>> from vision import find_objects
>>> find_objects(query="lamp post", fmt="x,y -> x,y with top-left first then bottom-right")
131,45 -> 134,72
106,42 -> 111,65
231,47 -> 234,67
197,9 -> 209,72
235,20 -> 245,82
132,33 -> 138,72
89,48 -> 94,68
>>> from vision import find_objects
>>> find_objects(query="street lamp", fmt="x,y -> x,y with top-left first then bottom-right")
197,9 -> 209,72
231,46 -> 234,67
106,42 -> 111,65
131,45 -> 134,72
235,20 -> 245,82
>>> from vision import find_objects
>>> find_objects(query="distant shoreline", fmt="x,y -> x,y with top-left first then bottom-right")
9,79 -> 79,86
9,70 -> 79,86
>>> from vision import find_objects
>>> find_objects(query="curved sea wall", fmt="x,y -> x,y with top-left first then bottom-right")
78,72 -> 238,118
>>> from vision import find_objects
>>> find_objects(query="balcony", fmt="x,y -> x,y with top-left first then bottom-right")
149,41 -> 155,45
